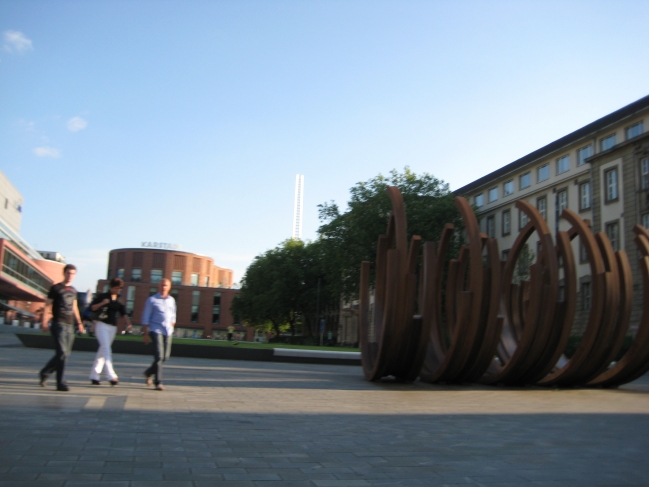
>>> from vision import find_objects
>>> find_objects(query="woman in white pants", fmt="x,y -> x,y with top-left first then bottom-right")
89,278 -> 131,385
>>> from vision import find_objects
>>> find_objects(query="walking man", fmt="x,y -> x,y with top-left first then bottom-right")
141,278 -> 176,391
39,264 -> 86,391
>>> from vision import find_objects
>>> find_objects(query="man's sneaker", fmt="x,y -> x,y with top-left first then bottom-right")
39,373 -> 47,387
144,373 -> 153,387
91,380 -> 101,385
109,379 -> 119,386
155,384 -> 165,391
56,383 -> 70,392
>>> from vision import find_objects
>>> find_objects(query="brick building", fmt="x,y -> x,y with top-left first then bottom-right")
97,248 -> 245,339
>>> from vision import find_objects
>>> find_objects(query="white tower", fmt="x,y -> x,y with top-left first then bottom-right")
292,174 -> 304,240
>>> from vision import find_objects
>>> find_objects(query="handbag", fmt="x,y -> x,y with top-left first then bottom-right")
83,294 -> 108,322
82,303 -> 98,321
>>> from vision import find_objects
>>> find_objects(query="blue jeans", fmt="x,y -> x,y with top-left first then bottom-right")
40,323 -> 75,386
145,332 -> 172,385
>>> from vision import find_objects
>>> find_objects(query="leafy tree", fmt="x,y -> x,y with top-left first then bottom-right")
231,239 -> 338,338
232,167 -> 460,342
317,167 -> 461,300
231,239 -> 305,337
513,244 -> 535,285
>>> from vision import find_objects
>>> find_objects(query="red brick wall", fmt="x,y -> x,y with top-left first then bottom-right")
98,248 -> 238,337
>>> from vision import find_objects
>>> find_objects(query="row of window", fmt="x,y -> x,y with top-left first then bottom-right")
113,268 -> 210,287
2,248 -> 51,295
107,286 -> 223,324
475,121 -> 644,207
484,182 -> 592,238
498,218 -> 622,269
496,251 -> 594,311
483,163 -> 631,239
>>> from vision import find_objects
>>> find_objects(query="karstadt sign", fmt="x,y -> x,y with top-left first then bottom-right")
141,242 -> 182,250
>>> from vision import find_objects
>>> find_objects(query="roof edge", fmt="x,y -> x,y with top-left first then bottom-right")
454,94 -> 649,195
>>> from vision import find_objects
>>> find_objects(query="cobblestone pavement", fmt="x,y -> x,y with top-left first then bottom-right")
1,328 -> 649,486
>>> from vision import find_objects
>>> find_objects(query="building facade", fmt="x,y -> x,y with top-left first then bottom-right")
97,248 -> 243,339
0,171 -> 69,326
456,94 -> 649,332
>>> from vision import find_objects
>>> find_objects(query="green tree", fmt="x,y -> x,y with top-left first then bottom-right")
232,167 -> 460,342
231,239 -> 334,338
513,243 -> 535,285
317,167 -> 461,300
231,239 -> 300,337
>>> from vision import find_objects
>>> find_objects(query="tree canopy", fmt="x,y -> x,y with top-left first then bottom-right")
232,167 -> 461,338
231,239 -> 338,338
317,167 -> 461,299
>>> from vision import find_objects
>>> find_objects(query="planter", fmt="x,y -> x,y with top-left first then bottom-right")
15,333 -> 360,366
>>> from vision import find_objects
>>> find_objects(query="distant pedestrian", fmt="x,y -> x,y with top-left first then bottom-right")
39,264 -> 86,391
141,278 -> 176,391
88,278 -> 132,386
227,324 -> 235,341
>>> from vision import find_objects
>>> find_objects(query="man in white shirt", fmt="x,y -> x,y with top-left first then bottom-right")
141,278 -> 176,391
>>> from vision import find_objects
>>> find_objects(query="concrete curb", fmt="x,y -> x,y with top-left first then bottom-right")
15,333 -> 361,366
272,347 -> 361,365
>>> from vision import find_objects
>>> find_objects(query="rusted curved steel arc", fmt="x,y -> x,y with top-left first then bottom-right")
597,256 -> 649,386
537,210 -> 609,386
562,210 -> 605,274
405,242 -> 437,381
433,198 -> 486,382
462,237 -> 505,382
430,223 -> 455,346
373,234 -> 389,337
498,220 -> 535,351
362,190 -> 649,387
395,236 -> 427,381
362,234 -> 389,380
482,201 -> 559,385
557,232 -> 621,386
588,227 -> 649,386
420,256 -> 460,382
567,234 -> 627,385
518,229 -> 577,385
419,225 -> 456,382
420,196 -> 485,383
448,245 -> 470,344
407,235 -> 422,275
421,246 -> 462,382
386,186 -> 408,255
508,201 -> 560,381
635,224 -> 649,258
359,186 -> 427,381
443,197 -> 487,381
378,249 -> 402,376
359,229 -> 393,379
586,249 -> 633,386
379,241 -> 407,378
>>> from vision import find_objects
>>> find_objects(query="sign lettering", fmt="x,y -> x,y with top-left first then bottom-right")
141,242 -> 182,250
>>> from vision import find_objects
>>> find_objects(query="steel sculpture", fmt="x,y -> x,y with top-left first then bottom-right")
359,186 -> 649,387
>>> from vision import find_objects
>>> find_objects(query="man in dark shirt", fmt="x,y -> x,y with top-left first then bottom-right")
39,264 -> 85,391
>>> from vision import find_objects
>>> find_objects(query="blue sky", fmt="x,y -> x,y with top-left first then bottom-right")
1,0 -> 648,291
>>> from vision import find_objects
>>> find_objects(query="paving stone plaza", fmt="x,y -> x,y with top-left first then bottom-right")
1,328 -> 648,487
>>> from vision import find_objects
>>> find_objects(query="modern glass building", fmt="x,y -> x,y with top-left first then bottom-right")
0,170 -> 64,325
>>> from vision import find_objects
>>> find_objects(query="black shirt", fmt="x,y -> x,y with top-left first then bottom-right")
91,292 -> 126,326
48,283 -> 78,326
